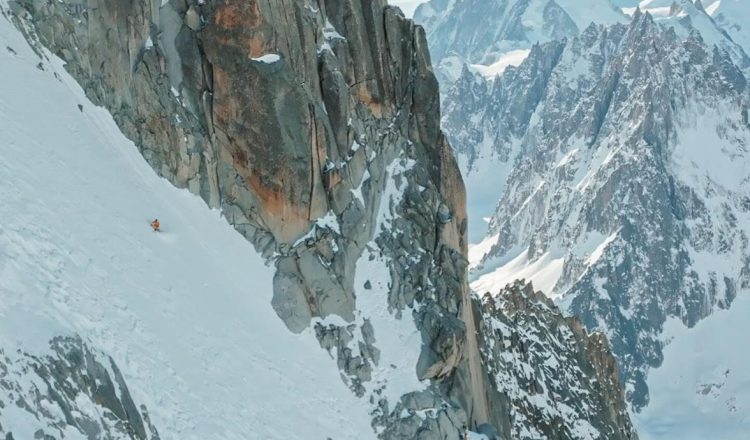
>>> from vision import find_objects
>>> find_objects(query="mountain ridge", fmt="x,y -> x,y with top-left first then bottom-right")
430,0 -> 750,418
1,0 -> 636,438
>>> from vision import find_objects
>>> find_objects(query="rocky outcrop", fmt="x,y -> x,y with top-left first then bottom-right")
6,0 -> 488,435
0,337 -> 159,440
5,0 -> 637,437
476,281 -> 636,440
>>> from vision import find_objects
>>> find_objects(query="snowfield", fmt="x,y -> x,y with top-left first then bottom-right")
472,248 -> 565,299
636,292 -> 750,439
0,12 -> 375,439
470,49 -> 531,79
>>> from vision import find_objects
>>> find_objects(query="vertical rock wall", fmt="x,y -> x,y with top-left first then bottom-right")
6,0 -> 636,438
7,0 -> 491,435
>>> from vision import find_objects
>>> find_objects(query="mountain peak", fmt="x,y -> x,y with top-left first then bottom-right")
439,5 -> 750,416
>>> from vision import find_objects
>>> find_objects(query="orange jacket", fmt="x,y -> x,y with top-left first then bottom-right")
151,220 -> 160,230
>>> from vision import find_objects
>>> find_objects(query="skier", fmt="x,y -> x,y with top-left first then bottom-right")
150,219 -> 160,232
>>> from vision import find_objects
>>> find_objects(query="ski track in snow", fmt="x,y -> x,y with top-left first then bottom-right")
0,13 -> 375,440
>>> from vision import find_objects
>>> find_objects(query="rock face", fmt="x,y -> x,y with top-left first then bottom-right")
440,10 -> 750,409
5,0 -> 635,437
477,281 -> 635,440
0,337 -> 159,440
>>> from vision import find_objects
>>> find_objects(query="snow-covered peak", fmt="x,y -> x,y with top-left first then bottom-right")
623,0 -> 749,67
415,0 -> 626,69
554,0 -> 630,32
710,0 -> 750,54
441,5 -> 750,421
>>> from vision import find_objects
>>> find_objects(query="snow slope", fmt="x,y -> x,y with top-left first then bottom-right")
470,49 -> 531,79
458,136 -> 522,243
636,292 -> 750,440
710,0 -> 750,54
473,248 -> 565,298
0,12 -> 375,439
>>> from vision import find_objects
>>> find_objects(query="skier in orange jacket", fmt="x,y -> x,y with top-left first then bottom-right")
150,219 -> 160,232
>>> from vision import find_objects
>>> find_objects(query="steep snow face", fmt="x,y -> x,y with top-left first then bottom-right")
474,249 -> 565,298
442,11 -> 750,413
0,12 -> 376,439
470,49 -> 532,80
